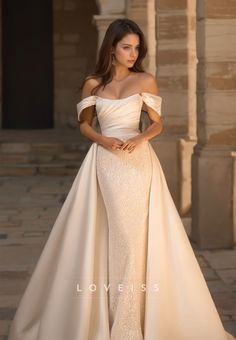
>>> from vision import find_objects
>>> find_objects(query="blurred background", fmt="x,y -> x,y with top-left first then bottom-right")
0,0 -> 235,248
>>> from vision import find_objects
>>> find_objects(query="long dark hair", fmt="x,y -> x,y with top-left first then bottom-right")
82,18 -> 147,95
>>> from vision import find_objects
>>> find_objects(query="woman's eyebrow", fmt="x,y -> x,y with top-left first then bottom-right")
121,43 -> 140,47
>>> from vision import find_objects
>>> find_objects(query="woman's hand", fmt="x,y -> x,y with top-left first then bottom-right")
120,135 -> 146,153
100,136 -> 124,151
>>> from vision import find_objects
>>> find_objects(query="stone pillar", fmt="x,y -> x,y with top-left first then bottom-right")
93,14 -> 125,52
126,0 -> 155,74
151,0 -> 197,214
94,0 -> 156,74
191,0 -> 236,249
146,0 -> 156,75
93,0 -> 125,51
0,0 -> 2,128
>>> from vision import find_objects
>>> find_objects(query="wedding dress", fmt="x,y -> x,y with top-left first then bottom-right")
8,93 -> 235,340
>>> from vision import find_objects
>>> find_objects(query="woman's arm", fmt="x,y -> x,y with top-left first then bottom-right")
79,79 -> 124,151
120,74 -> 163,153
140,74 -> 163,141
79,79 -> 106,146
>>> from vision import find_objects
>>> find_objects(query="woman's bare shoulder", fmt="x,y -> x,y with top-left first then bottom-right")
134,72 -> 159,94
81,77 -> 101,98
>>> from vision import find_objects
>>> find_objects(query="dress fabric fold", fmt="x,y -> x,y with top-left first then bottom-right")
8,93 -> 235,340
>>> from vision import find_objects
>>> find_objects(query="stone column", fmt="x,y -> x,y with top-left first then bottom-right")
191,0 -> 236,248
93,0 -> 125,51
151,0 -> 197,214
94,0 -> 156,74
93,14 -> 125,52
126,0 -> 155,74
146,0 -> 156,75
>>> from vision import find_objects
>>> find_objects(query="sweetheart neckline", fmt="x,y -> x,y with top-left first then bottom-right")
95,93 -> 141,101
79,92 -> 162,102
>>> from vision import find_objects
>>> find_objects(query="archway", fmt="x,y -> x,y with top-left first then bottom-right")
2,0 -> 54,129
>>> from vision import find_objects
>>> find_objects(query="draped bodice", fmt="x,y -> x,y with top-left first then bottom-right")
77,92 -> 162,140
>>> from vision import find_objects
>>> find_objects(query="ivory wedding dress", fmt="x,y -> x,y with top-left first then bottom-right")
8,93 -> 235,340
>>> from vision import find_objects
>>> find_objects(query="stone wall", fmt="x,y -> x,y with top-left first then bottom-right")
149,0 -> 197,214
126,0 -> 156,73
156,0 -> 196,136
196,0 -> 236,145
191,0 -> 236,248
53,0 -> 98,128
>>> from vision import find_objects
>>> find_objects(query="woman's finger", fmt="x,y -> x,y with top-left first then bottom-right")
121,143 -> 128,150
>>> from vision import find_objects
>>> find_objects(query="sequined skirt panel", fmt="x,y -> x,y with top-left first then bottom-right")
96,140 -> 152,340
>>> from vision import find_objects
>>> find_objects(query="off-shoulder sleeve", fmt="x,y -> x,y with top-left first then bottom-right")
141,92 -> 162,116
76,96 -> 97,122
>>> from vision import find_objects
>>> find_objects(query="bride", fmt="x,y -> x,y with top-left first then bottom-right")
8,18 -> 235,340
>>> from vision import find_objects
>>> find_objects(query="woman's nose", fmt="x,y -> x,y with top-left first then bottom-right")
130,49 -> 136,57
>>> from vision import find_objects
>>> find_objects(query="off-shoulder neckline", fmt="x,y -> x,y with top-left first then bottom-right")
80,92 -> 161,102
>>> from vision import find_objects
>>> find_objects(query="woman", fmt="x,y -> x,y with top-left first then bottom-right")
8,18 -> 235,340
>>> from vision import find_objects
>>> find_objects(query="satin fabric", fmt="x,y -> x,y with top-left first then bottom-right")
8,93 -> 235,340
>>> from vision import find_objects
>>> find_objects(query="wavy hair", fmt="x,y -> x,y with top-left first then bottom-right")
81,18 -> 147,95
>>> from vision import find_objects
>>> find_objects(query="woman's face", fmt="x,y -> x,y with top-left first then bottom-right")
112,33 -> 140,68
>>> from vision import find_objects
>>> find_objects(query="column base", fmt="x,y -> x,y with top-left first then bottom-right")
191,144 -> 235,249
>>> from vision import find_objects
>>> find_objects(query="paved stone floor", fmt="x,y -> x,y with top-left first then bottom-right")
0,175 -> 236,339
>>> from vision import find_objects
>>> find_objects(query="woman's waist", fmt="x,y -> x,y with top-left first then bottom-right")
101,127 -> 141,140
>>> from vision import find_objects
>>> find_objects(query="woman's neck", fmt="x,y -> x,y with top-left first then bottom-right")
112,65 -> 131,82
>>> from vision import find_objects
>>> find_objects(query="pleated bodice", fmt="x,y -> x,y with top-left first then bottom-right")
77,92 -> 162,139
